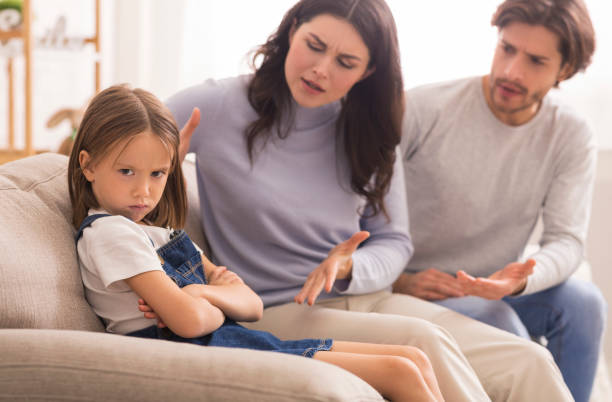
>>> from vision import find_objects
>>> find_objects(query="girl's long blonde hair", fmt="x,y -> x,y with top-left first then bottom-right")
68,84 -> 187,229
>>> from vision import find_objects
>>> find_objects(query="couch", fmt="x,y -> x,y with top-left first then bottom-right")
1,152 -> 610,401
0,153 -> 382,402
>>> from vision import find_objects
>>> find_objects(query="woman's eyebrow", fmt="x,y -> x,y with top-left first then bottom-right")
308,33 -> 362,61
308,33 -> 326,47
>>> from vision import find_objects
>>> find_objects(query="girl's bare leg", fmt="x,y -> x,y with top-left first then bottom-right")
314,341 -> 444,402
338,341 -> 444,401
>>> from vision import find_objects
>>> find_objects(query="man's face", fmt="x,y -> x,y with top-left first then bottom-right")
485,21 -> 570,126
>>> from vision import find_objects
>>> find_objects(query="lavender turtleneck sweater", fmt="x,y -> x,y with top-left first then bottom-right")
167,75 -> 412,307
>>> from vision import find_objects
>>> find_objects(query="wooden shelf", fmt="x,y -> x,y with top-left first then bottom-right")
0,28 -> 22,41
0,148 -> 49,165
1,0 -> 101,164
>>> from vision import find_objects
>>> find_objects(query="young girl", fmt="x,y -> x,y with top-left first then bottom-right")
68,85 -> 444,402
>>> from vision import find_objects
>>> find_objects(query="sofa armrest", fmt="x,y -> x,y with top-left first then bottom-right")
0,329 -> 382,402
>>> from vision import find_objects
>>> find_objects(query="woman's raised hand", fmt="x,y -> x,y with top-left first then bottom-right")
294,231 -> 370,306
178,107 -> 201,163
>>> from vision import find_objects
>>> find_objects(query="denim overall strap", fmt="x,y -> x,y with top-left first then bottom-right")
156,230 -> 206,287
74,213 -> 111,242
126,231 -> 207,341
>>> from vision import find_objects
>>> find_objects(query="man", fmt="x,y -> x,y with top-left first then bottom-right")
394,0 -> 606,401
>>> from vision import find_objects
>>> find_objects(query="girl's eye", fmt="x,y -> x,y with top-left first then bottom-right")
151,171 -> 166,178
119,169 -> 133,176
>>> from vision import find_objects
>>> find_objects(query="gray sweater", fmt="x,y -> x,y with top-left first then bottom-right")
401,76 -> 597,295
167,75 -> 412,307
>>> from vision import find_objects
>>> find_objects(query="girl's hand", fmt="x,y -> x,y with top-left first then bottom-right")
178,107 -> 201,163
207,265 -> 244,286
294,231 -> 370,306
138,298 -> 166,328
201,252 -> 245,286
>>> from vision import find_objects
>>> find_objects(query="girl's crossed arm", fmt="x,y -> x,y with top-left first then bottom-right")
137,253 -> 263,329
126,270 -> 225,338
200,253 -> 264,322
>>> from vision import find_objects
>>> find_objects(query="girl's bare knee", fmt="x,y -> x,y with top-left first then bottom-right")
383,355 -> 422,378
391,345 -> 431,368
408,347 -> 433,368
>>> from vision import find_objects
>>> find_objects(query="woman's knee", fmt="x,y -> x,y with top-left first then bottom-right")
524,341 -> 559,371
394,318 -> 457,349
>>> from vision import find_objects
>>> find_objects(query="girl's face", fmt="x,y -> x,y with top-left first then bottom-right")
79,131 -> 172,223
284,13 -> 374,108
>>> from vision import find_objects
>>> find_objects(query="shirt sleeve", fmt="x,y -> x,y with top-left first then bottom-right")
400,90 -> 425,161
79,216 -> 163,289
337,147 -> 414,294
521,121 -> 597,295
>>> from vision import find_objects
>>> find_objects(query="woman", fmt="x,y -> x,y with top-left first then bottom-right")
167,1 -> 502,400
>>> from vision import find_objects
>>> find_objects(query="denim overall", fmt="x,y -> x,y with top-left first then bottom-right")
76,214 -> 332,358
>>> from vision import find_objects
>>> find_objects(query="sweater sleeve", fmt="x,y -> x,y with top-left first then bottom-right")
521,121 -> 597,295
337,147 -> 414,294
165,78 -> 225,156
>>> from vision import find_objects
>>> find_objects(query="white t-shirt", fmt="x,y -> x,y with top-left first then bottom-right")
77,209 -> 176,334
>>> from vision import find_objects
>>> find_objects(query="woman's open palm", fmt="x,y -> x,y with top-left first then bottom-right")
294,231 -> 370,305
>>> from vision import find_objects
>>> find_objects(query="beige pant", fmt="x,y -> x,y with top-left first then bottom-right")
242,291 -> 572,402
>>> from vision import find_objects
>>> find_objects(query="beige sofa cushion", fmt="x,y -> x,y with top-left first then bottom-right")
0,153 -> 103,330
0,153 -> 383,401
182,154 -> 209,255
0,328 -> 383,402
0,153 -> 208,331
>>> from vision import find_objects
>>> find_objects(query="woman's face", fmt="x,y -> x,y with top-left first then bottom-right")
284,14 -> 373,108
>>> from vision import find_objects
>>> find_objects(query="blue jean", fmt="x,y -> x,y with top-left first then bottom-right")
434,277 -> 607,402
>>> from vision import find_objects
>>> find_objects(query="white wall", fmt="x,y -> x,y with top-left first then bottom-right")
111,0 -> 612,150
0,0 -> 610,152
0,0 -> 115,152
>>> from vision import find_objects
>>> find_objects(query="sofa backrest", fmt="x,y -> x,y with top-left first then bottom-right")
0,153 -> 207,331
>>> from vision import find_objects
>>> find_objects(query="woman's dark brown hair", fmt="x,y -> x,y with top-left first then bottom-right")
492,0 -> 595,81
68,84 -> 187,229
246,0 -> 404,218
